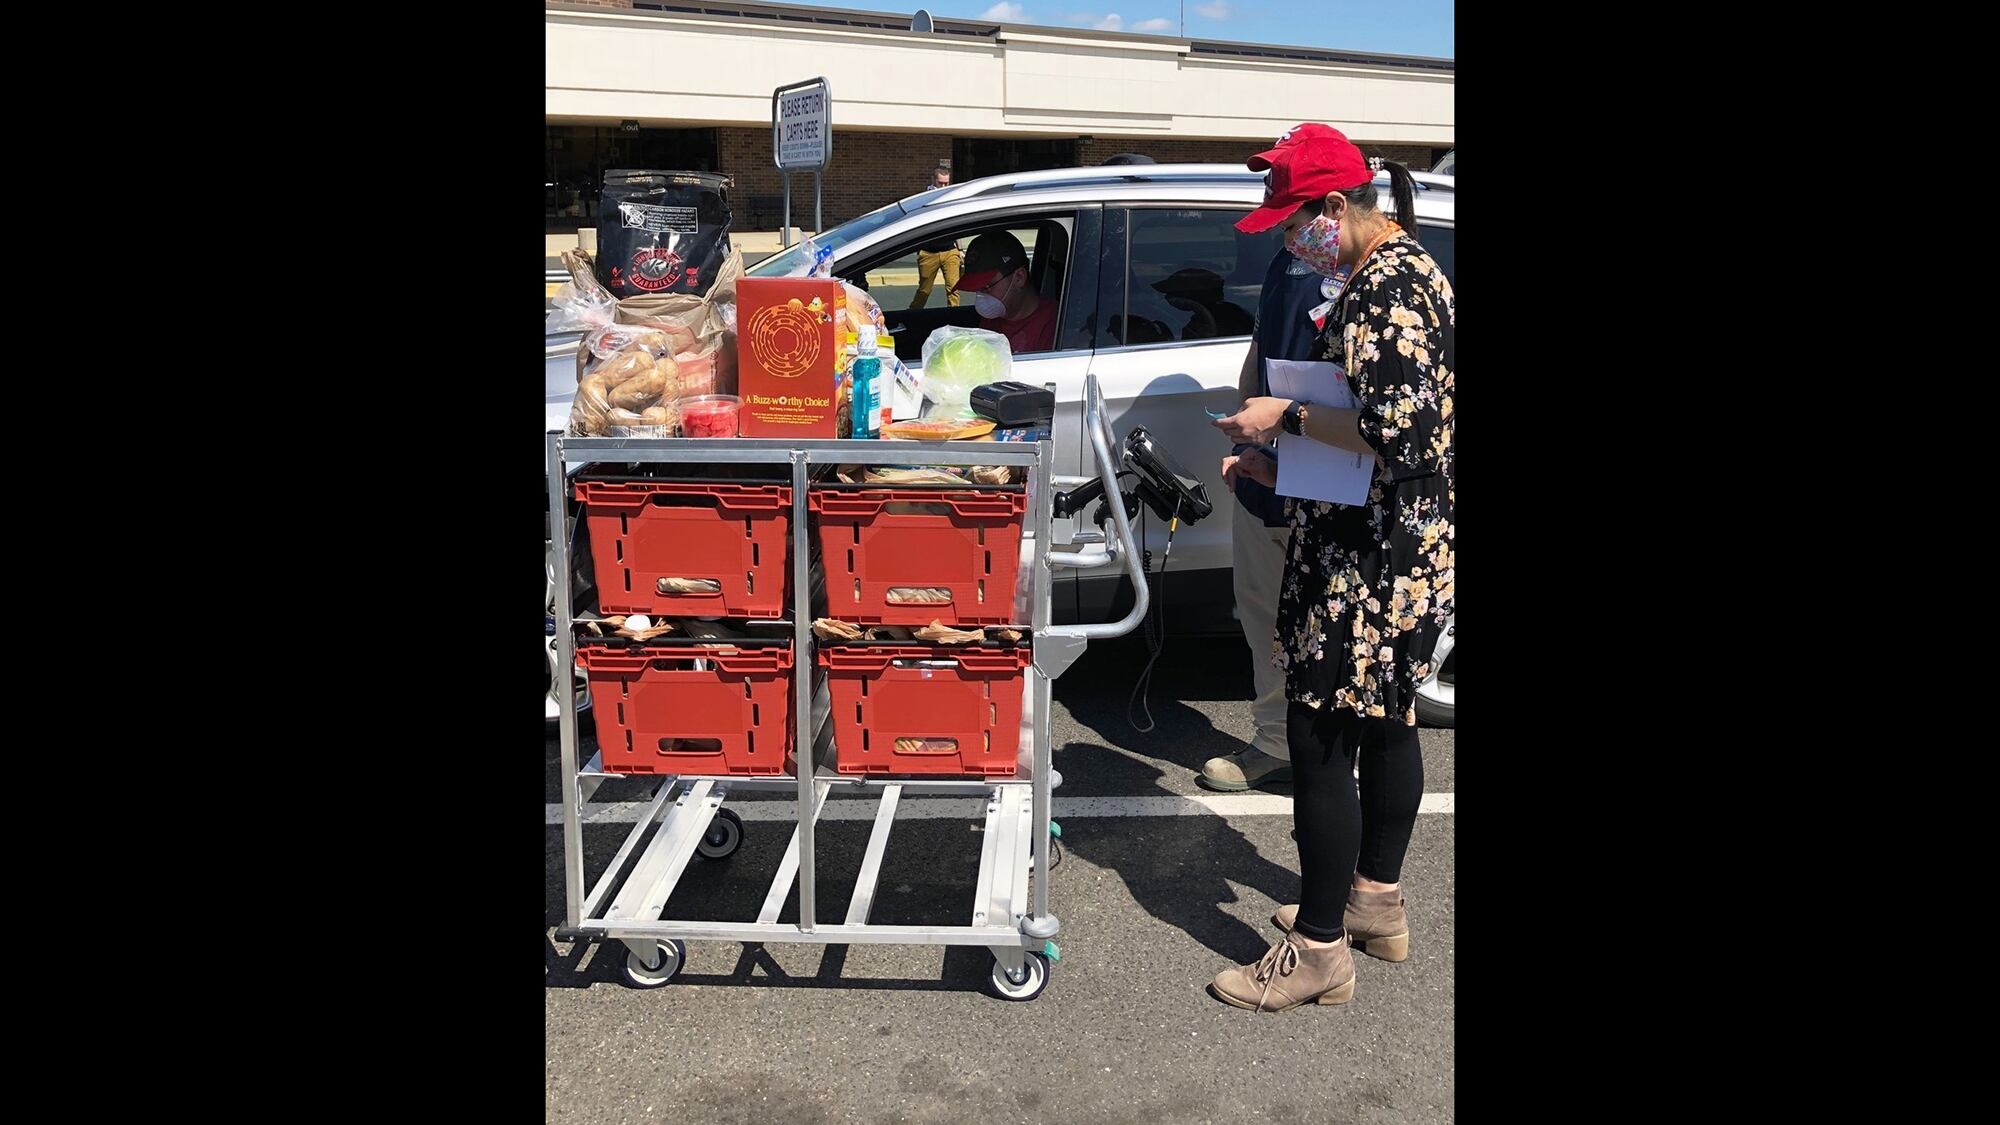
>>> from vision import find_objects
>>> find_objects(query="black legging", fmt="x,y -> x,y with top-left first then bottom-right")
1287,701 -> 1424,941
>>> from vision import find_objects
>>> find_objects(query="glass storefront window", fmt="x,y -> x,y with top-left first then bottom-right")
546,126 -> 719,232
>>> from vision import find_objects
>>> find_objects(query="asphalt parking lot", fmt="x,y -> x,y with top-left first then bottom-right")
547,633 -> 1454,1123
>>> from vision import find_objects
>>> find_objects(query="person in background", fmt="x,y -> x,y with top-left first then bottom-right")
952,230 -> 1057,354
1152,267 -> 1255,341
1102,153 -> 1156,165
1198,149 -> 1341,793
910,161 -> 960,308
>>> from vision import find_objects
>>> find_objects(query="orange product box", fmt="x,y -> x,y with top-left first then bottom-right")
735,277 -> 845,437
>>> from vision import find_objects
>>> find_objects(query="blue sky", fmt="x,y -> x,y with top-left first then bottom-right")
777,1 -> 1453,59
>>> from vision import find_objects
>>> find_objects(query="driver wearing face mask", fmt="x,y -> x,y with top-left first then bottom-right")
952,231 -> 1058,354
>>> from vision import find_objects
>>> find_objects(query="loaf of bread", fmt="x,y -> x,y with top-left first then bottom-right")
913,622 -> 986,644
609,370 -> 665,411
658,577 -> 722,594
652,356 -> 683,427
610,353 -> 683,411
602,326 -> 670,356
812,619 -> 867,642
595,349 -> 653,386
573,345 -> 685,436
572,373 -> 614,435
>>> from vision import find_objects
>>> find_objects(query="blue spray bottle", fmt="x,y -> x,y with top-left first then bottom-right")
851,324 -> 881,438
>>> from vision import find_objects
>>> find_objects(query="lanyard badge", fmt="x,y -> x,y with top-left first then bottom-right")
1307,265 -> 1352,331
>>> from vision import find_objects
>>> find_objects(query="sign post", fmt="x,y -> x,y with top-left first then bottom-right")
772,77 -> 832,248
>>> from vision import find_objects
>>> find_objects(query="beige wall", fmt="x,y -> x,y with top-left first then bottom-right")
1074,137 -> 1434,168
545,6 -> 1453,147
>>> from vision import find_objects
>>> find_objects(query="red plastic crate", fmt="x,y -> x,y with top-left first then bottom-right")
575,478 -> 793,617
819,644 -> 1031,777
811,487 -> 1026,626
578,642 -> 797,776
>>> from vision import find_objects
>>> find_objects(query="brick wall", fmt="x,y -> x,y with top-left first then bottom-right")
719,127 -> 953,231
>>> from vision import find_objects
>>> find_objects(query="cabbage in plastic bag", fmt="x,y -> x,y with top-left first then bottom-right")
919,326 -> 1012,419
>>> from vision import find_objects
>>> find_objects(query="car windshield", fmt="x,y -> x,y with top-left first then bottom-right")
746,199 -> 910,277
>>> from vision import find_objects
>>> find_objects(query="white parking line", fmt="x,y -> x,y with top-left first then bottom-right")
545,792 -> 1453,825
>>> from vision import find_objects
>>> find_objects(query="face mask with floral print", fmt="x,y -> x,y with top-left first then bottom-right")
1285,213 -> 1342,277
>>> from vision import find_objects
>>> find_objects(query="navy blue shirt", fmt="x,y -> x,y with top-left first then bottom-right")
1235,249 -> 1330,526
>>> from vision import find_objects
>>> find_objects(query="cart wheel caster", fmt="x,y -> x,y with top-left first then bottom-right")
989,951 -> 1050,1002
696,809 -> 743,860
622,940 -> 686,989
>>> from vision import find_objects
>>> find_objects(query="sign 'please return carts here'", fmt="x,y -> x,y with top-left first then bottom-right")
773,78 -> 832,171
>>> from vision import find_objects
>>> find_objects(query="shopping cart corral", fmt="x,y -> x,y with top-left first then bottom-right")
547,375 -> 1207,999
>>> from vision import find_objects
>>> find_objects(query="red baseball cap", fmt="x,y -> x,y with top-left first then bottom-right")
1235,123 -> 1374,234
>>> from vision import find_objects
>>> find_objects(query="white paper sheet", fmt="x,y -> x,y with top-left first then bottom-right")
1265,358 -> 1376,506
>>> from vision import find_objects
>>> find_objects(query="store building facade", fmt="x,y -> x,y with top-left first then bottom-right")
546,1 -> 1454,236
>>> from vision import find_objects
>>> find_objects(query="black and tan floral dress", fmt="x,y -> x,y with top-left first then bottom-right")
1275,231 -> 1455,725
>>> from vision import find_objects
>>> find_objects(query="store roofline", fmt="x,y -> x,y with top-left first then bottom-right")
547,1 -> 1455,74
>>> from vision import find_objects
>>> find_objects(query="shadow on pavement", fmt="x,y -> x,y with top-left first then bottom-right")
1054,635 -> 1301,964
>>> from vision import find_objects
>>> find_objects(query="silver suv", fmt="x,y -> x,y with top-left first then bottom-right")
546,164 -> 1455,725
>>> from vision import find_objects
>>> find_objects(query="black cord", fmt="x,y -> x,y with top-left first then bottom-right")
1127,497 -> 1182,734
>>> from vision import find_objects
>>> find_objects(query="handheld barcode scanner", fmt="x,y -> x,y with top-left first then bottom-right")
1051,426 -> 1212,528
1124,426 -> 1213,525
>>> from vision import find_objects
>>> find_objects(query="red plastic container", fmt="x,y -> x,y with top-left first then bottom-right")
576,477 -> 792,617
579,643 -> 798,776
819,644 -> 1031,777
679,395 -> 740,437
811,487 -> 1026,626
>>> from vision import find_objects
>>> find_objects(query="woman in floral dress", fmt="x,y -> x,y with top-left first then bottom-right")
1210,125 -> 1454,1012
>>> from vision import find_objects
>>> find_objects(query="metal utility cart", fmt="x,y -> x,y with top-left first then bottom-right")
548,374 -> 1147,999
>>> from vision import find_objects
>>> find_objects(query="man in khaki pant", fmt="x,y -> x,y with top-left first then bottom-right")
1201,239 -> 1333,790
910,162 -> 961,308
1204,340 -> 1294,790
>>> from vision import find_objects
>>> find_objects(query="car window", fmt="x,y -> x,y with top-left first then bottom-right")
1412,223 -> 1454,285
844,216 -> 1075,363
1114,208 -> 1276,346
856,225 -> 1040,309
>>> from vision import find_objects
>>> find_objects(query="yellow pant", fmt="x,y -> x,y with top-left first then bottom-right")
912,248 -> 962,308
